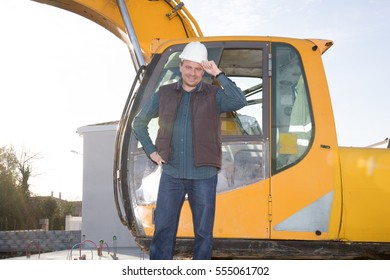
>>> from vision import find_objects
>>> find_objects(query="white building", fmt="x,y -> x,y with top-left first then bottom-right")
77,122 -> 136,248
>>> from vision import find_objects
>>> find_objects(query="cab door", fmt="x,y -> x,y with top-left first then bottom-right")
124,40 -> 273,240
269,42 -> 342,241
210,41 -> 271,239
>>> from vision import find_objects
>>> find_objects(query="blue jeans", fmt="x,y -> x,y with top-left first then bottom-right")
150,172 -> 217,260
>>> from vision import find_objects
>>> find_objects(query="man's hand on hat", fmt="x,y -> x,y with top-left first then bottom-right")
201,60 -> 222,77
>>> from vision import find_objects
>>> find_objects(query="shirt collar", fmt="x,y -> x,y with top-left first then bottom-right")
176,78 -> 203,93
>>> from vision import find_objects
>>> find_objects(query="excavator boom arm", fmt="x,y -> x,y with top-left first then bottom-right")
32,0 -> 203,67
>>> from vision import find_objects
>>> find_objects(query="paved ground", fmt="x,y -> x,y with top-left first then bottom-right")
4,247 -> 149,260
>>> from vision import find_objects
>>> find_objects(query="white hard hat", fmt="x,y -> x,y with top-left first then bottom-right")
179,41 -> 208,64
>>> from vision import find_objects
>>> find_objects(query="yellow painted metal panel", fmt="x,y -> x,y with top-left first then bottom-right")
271,148 -> 341,240
306,39 -> 333,54
213,180 -> 270,238
339,147 -> 390,242
138,180 -> 270,239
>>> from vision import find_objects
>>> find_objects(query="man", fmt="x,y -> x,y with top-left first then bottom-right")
132,41 -> 247,259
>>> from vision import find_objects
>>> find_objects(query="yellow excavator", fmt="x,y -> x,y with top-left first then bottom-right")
32,0 -> 390,259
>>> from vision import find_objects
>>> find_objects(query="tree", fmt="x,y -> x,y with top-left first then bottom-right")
0,146 -> 73,231
0,146 -> 20,230
0,146 -> 39,230
42,197 -> 58,230
16,148 -> 41,198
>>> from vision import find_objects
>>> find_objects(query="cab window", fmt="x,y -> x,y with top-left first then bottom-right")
271,43 -> 314,173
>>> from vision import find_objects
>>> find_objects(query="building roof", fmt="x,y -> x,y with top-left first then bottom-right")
76,121 -> 119,135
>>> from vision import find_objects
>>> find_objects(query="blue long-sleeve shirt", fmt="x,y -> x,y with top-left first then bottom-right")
132,73 -> 247,179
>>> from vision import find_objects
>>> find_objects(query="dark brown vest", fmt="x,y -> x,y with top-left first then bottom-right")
156,82 -> 221,168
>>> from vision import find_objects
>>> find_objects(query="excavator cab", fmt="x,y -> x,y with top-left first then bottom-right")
113,38 -> 336,258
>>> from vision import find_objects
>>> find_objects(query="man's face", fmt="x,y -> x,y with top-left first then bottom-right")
179,60 -> 204,91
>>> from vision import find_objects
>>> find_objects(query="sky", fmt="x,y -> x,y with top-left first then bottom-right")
1,0 -> 389,201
